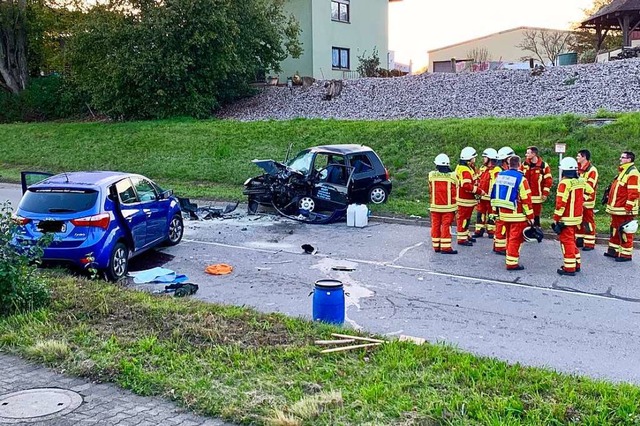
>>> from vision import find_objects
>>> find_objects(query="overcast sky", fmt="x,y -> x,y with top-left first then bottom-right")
389,0 -> 595,68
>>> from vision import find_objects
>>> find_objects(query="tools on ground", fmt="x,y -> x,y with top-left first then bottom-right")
315,333 -> 385,354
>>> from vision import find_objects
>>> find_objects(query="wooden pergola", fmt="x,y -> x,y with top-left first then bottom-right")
580,0 -> 640,50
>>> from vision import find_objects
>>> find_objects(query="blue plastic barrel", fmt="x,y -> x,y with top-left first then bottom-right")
312,279 -> 345,325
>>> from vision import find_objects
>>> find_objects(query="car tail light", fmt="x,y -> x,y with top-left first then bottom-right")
385,168 -> 390,180
71,213 -> 110,230
12,215 -> 31,226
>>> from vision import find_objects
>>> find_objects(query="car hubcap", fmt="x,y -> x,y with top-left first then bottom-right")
113,247 -> 127,277
298,197 -> 315,212
370,188 -> 386,204
169,217 -> 183,242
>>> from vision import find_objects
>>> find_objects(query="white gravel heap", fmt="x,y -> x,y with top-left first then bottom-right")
218,59 -> 640,121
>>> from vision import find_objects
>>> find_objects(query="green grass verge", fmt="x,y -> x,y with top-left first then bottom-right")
0,113 -> 637,231
1,275 -> 639,425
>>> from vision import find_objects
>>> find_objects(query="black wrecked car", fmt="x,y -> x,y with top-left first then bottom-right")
243,144 -> 392,220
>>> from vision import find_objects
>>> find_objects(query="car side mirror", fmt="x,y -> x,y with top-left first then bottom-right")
160,189 -> 173,199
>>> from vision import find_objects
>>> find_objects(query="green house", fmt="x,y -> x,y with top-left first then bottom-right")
277,0 -> 395,83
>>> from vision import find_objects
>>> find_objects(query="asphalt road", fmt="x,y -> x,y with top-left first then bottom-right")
3,183 -> 640,385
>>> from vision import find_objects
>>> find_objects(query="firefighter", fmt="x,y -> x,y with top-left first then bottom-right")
522,146 -> 553,227
604,151 -> 640,261
492,146 -> 516,255
428,154 -> 458,254
473,148 -> 501,238
490,155 -> 534,270
576,149 -> 599,251
553,157 -> 588,276
455,147 -> 485,246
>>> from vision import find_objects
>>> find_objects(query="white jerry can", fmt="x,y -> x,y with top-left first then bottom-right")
346,204 -> 357,227
354,204 -> 369,228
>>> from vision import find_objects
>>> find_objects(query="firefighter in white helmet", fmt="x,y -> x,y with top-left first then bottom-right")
553,157 -> 591,276
455,147 -> 484,246
492,146 -> 516,255
428,154 -> 458,254
473,148 -> 501,238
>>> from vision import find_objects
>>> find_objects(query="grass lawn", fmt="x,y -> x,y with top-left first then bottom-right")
1,274 -> 640,425
1,113 -> 638,232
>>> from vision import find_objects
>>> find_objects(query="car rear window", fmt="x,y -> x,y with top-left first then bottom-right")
19,189 -> 99,214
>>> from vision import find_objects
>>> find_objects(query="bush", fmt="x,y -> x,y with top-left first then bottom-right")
0,203 -> 50,316
0,75 -> 87,123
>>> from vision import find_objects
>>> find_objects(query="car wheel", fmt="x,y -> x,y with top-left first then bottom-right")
247,198 -> 260,215
106,242 -> 129,282
167,214 -> 184,246
298,197 -> 315,212
368,186 -> 388,204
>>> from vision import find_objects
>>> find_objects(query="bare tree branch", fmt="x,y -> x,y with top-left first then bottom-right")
517,29 -> 574,65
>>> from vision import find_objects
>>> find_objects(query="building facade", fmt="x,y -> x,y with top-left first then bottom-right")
277,0 -> 391,82
428,27 -> 570,73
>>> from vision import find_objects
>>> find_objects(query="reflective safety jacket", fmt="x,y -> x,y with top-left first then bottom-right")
428,171 -> 457,213
455,163 -> 481,207
478,164 -> 502,201
554,177 -> 588,225
521,158 -> 553,203
606,162 -> 640,216
578,161 -> 598,209
490,169 -> 534,222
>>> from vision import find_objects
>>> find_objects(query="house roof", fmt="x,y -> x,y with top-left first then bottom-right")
427,26 -> 569,53
581,0 -> 640,28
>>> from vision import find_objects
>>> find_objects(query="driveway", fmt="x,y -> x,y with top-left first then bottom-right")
4,184 -> 640,384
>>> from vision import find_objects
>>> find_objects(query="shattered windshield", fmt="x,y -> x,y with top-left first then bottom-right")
286,150 -> 314,174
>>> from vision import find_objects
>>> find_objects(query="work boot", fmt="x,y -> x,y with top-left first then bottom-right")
458,241 -> 473,247
472,230 -> 485,238
468,237 -> 477,243
576,265 -> 581,272
604,250 -> 617,258
434,249 -> 441,253
487,233 -> 495,239
615,256 -> 632,262
576,237 -> 584,248
441,250 -> 458,255
557,267 -> 576,276
507,265 -> 525,271
582,246 -> 594,251
493,250 -> 506,256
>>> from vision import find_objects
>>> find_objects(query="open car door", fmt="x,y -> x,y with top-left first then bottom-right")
312,165 -> 354,211
21,171 -> 54,194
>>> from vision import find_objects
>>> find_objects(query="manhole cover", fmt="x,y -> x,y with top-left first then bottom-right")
0,388 -> 83,424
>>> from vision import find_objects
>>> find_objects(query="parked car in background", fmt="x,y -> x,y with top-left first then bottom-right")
243,144 -> 392,216
12,171 -> 183,281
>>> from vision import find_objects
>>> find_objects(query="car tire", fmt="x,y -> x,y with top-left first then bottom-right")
247,198 -> 260,215
166,214 -> 184,246
368,185 -> 388,204
106,242 -> 129,282
298,197 -> 316,212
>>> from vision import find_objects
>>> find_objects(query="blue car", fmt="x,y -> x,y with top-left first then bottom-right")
13,171 -> 183,281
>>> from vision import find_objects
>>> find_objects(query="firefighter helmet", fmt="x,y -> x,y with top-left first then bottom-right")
460,147 -> 477,161
620,219 -> 639,234
523,226 -> 544,243
482,148 -> 498,160
497,146 -> 515,160
434,153 -> 450,166
560,157 -> 578,171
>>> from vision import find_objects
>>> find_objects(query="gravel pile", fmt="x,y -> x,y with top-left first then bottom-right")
218,59 -> 640,121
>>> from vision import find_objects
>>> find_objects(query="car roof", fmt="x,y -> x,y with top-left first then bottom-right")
30,171 -> 134,189
307,144 -> 374,155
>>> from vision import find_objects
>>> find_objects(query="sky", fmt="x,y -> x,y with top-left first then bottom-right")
389,0 -> 595,69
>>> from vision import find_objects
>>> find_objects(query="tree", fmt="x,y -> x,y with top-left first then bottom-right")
570,0 -> 622,63
0,0 -> 29,93
68,0 -> 301,119
357,47 -> 380,77
517,29 -> 574,66
466,46 -> 491,63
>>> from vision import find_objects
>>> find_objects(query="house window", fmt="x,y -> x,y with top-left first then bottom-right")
332,47 -> 350,69
331,1 -> 349,23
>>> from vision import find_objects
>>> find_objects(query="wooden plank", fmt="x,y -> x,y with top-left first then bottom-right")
320,343 -> 381,354
314,339 -> 355,345
331,333 -> 385,343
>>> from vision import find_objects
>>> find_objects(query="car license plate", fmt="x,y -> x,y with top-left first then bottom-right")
37,221 -> 66,233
